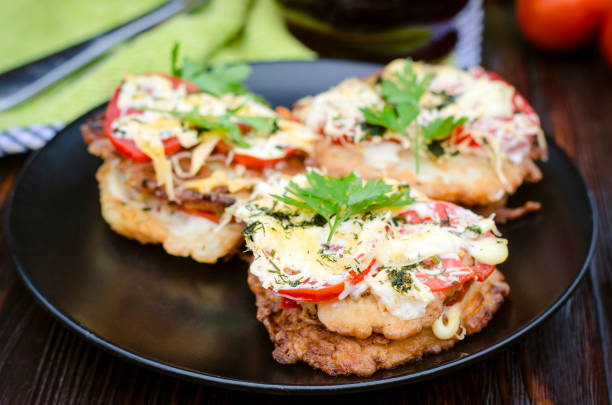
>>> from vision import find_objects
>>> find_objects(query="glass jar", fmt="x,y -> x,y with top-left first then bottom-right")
277,0 -> 483,67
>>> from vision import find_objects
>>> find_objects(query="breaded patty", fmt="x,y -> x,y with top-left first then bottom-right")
248,270 -> 509,376
312,139 -> 543,207
97,160 -> 244,263
293,60 -> 547,213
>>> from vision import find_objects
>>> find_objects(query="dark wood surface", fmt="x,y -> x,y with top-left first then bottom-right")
1,3 -> 611,404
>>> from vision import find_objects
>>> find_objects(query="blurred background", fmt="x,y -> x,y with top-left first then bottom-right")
0,0 -> 611,150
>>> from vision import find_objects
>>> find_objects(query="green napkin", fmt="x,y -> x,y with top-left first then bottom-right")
0,0 -> 314,129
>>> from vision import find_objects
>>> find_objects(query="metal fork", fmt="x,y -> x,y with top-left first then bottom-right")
0,0 -> 208,112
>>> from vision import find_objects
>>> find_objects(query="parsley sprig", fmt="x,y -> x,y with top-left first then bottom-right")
360,59 -> 467,172
272,171 -> 414,243
161,107 -> 278,148
171,43 -> 256,99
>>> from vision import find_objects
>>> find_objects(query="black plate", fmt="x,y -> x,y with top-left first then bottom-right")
7,60 -> 597,394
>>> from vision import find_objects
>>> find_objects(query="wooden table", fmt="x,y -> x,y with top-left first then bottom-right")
0,2 -> 610,404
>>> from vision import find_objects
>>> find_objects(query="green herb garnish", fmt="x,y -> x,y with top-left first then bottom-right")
242,221 -> 264,242
171,43 -> 252,97
159,108 -> 277,149
272,171 -> 414,243
466,225 -> 482,235
386,264 -> 418,294
361,59 -> 467,172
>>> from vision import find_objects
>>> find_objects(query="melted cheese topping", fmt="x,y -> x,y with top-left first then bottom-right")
232,173 -> 508,320
296,60 -> 546,186
294,78 -> 384,141
432,304 -> 462,340
181,170 -> 259,194
111,74 -> 317,200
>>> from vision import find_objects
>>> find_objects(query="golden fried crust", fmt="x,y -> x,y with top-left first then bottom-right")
248,270 -> 509,376
312,139 -> 542,207
97,161 -> 244,263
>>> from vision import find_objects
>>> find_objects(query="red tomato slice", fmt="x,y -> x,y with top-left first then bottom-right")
233,148 -> 297,170
512,92 -> 536,115
397,201 -> 458,226
104,74 -> 197,162
471,262 -> 495,281
216,140 -> 297,170
177,207 -> 221,223
398,210 -> 431,224
452,125 -> 479,148
280,298 -> 302,309
277,282 -> 345,303
347,258 -> 377,285
277,259 -> 376,303
331,134 -> 355,145
415,260 -> 496,293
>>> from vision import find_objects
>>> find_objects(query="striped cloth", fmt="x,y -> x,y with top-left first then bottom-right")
0,123 -> 64,157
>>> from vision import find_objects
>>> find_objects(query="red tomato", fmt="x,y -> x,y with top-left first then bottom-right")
232,148 -> 297,170
512,92 -> 536,115
600,9 -> 612,67
397,201 -> 459,226
277,259 -> 376,303
415,261 -> 495,293
177,207 -> 221,223
280,298 -> 302,309
104,74 -> 197,162
215,140 -> 297,170
516,0 -> 611,52
398,210 -> 432,224
277,282 -> 346,303
452,125 -> 480,148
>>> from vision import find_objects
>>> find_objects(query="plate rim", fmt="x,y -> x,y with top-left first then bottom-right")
5,59 -> 599,395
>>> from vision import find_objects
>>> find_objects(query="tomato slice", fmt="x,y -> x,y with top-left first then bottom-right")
277,259 -> 376,303
216,140 -> 297,170
415,260 -> 496,293
512,92 -> 536,115
277,282 -> 345,302
452,125 -> 479,148
398,210 -> 430,224
397,201 -> 458,226
177,207 -> 221,223
471,262 -> 495,281
280,298 -> 302,309
233,148 -> 297,170
104,74 -> 197,162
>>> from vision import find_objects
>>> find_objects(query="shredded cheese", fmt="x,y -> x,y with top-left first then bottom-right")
432,304 -> 462,340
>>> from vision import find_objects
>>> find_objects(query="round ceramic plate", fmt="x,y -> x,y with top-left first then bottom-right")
7,60 -> 597,394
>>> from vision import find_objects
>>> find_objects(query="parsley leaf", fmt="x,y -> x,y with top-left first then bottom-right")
360,105 -> 404,133
272,171 -> 414,243
170,43 -> 253,98
161,108 -> 276,149
422,116 -> 467,143
380,60 -> 432,106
